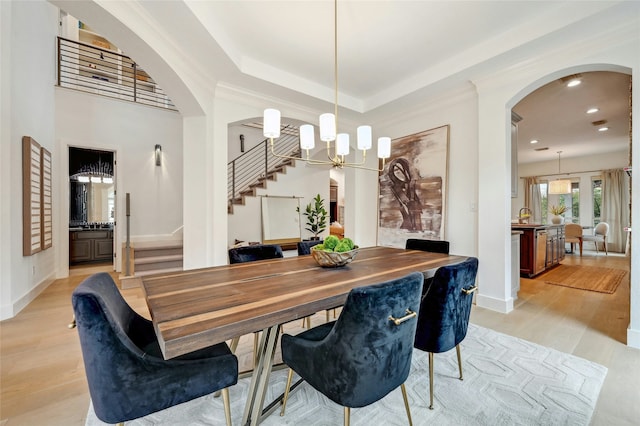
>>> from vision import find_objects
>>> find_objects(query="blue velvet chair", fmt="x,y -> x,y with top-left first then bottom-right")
72,273 -> 238,425
297,239 -> 337,325
406,238 -> 451,296
413,257 -> 479,409
297,239 -> 324,255
280,272 -> 424,425
228,243 -> 283,264
228,243 -> 284,365
405,238 -> 450,254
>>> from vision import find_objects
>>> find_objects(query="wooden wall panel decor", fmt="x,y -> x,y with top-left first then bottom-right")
23,137 -> 42,255
377,125 -> 450,248
40,147 -> 53,249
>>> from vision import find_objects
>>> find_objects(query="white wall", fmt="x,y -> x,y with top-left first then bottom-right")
227,162 -> 330,248
374,84 -> 479,257
55,89 -> 184,274
1,0 -> 58,320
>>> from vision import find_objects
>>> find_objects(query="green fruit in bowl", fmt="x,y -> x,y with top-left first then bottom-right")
334,241 -> 351,252
324,235 -> 340,250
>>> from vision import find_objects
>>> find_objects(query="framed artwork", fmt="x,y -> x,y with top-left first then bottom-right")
22,136 -> 53,256
377,125 -> 450,248
23,136 -> 42,255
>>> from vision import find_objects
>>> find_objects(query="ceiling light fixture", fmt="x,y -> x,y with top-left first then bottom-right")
263,0 -> 390,171
530,139 -> 539,144
598,127 -> 609,132
548,151 -> 572,194
586,107 -> 599,114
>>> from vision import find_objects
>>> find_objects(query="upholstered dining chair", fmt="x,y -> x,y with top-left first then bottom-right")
413,257 -> 479,410
280,272 -> 424,426
405,238 -> 450,254
228,243 -> 283,264
582,222 -> 609,255
564,223 -> 583,256
72,273 -> 238,426
228,243 -> 284,365
406,238 -> 451,294
297,239 -> 324,255
297,239 -> 338,325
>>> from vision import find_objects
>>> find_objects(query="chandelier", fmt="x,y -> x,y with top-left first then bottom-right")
548,151 -> 572,194
262,0 -> 390,171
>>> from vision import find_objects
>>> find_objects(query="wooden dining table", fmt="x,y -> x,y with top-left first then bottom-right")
141,246 -> 466,425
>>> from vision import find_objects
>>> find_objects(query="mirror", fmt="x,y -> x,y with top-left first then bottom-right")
69,147 -> 114,227
70,181 -> 114,224
261,196 -> 300,244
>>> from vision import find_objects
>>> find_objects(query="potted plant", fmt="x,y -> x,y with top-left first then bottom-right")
297,194 -> 328,240
549,204 -> 568,224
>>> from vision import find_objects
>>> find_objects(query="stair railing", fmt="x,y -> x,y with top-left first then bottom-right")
228,125 -> 300,207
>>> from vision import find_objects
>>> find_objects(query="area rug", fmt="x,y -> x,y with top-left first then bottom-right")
85,324 -> 607,425
540,264 -> 626,294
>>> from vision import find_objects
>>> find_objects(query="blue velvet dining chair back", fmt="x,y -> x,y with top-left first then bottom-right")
280,272 -> 424,425
406,238 -> 450,254
72,272 -> 238,425
413,256 -> 479,409
228,244 -> 283,264
297,239 -> 324,255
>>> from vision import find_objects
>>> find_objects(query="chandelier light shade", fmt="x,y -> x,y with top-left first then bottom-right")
548,150 -> 571,194
262,0 -> 390,171
548,179 -> 572,194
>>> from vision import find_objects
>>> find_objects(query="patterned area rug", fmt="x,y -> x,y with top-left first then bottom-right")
541,264 -> 627,294
86,324 -> 607,426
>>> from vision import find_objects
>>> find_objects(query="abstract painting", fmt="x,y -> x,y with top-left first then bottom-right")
378,125 -> 449,247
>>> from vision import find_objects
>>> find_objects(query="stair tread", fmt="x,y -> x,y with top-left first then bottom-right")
135,254 -> 183,264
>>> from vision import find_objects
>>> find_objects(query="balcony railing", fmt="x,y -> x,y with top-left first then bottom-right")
228,125 -> 301,207
57,37 -> 177,111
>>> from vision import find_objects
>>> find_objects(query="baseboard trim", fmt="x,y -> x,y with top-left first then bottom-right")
627,325 -> 640,349
1,272 -> 56,320
476,293 -> 514,314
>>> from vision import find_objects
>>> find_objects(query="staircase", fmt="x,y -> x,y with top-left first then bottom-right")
228,124 -> 301,214
120,241 -> 183,288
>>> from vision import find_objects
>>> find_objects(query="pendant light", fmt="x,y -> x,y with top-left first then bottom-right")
548,151 -> 572,194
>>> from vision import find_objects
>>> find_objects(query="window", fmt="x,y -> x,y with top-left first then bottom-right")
570,181 -> 579,223
540,182 -> 548,224
592,178 -> 602,226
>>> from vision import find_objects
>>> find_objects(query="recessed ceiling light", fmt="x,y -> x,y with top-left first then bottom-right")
530,139 -> 539,144
598,127 -> 609,132
567,79 -> 581,87
586,107 -> 599,114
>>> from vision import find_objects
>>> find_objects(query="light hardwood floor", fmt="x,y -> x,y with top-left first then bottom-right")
1,251 -> 638,425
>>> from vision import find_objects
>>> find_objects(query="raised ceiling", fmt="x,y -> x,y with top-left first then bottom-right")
55,0 -> 634,163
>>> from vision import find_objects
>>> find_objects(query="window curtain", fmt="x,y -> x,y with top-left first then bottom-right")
601,169 -> 630,253
523,177 -> 542,223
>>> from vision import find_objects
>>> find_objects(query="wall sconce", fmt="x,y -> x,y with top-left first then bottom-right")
240,134 -> 245,153
155,144 -> 162,166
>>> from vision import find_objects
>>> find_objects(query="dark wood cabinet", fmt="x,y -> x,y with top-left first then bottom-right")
511,224 -> 564,277
70,230 -> 113,264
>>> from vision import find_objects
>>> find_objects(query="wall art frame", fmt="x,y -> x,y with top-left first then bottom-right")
377,125 -> 450,248
22,136 -> 52,256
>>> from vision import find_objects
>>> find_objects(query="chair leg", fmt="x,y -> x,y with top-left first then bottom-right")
456,344 -> 463,380
344,406 -> 350,426
253,332 -> 259,368
222,387 -> 232,426
428,352 -> 434,410
230,336 -> 240,353
280,368 -> 295,416
400,383 -> 413,426
604,239 -> 608,255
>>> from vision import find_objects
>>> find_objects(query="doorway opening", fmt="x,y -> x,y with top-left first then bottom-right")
68,147 -> 115,268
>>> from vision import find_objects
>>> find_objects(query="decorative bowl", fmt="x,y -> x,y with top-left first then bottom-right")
311,248 -> 359,268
